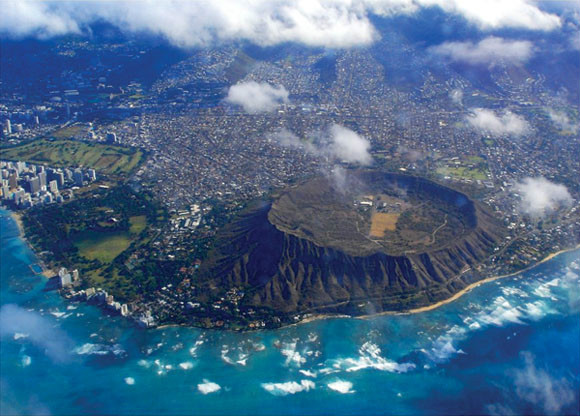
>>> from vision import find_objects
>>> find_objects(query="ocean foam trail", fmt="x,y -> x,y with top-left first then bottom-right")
501,287 -> 529,298
190,336 -> 205,357
124,377 -> 135,385
475,296 -> 524,327
198,380 -> 221,394
423,325 -> 467,363
221,346 -> 234,365
261,380 -> 315,396
520,301 -> 550,320
189,338 -> 205,357
74,343 -> 126,357
533,278 -> 561,301
179,362 -> 194,370
327,380 -> 355,394
236,354 -> 248,366
424,278 -> 564,365
331,341 -> 415,373
280,342 -> 307,367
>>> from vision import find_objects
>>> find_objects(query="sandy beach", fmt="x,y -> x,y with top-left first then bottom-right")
296,245 -> 580,324
356,244 -> 580,319
7,210 -> 56,278
9,210 -> 25,235
4,208 -> 579,328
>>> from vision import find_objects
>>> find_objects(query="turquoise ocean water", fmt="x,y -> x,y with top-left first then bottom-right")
1,208 -> 579,415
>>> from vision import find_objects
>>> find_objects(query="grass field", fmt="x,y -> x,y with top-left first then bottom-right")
51,125 -> 86,139
0,139 -> 143,175
370,212 -> 400,238
129,215 -> 147,234
437,166 -> 488,181
73,215 -> 148,263
73,230 -> 132,263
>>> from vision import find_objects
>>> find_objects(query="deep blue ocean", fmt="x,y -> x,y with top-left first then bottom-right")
1,208 -> 579,415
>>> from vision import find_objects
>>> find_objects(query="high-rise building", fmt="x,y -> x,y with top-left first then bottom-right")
28,176 -> 41,194
58,268 -> 72,287
88,169 -> 97,181
73,169 -> 84,186
4,119 -> 11,135
38,171 -> 47,189
8,173 -> 18,189
16,161 -> 26,173
22,193 -> 32,208
49,179 -> 59,194
56,171 -> 65,187
1,185 -> 10,200
13,189 -> 25,205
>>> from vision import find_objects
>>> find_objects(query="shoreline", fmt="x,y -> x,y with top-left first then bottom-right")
358,244 -> 580,319
2,208 -> 579,330
8,209 -> 25,236
5,209 -> 57,278
282,244 -> 580,328
292,245 -> 580,325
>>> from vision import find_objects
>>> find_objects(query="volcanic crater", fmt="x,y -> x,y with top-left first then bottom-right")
199,171 -> 506,316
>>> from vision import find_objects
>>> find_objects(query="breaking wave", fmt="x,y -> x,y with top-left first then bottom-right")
261,380 -> 315,396
198,380 -> 221,394
327,380 -> 355,394
329,341 -> 415,373
74,343 -> 126,357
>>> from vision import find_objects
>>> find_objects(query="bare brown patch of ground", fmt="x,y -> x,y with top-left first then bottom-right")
370,212 -> 399,238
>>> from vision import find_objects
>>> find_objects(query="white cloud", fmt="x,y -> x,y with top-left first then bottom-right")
225,81 -> 289,113
430,37 -> 534,65
0,0 -> 377,48
329,124 -> 372,165
515,177 -> 573,217
449,88 -> 463,105
513,352 -> 575,414
0,1 -> 562,49
268,128 -> 318,153
0,1 -> 81,39
268,128 -> 300,147
546,108 -> 578,133
269,124 -> 372,165
418,0 -> 561,31
0,304 -> 72,362
466,108 -> 530,137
